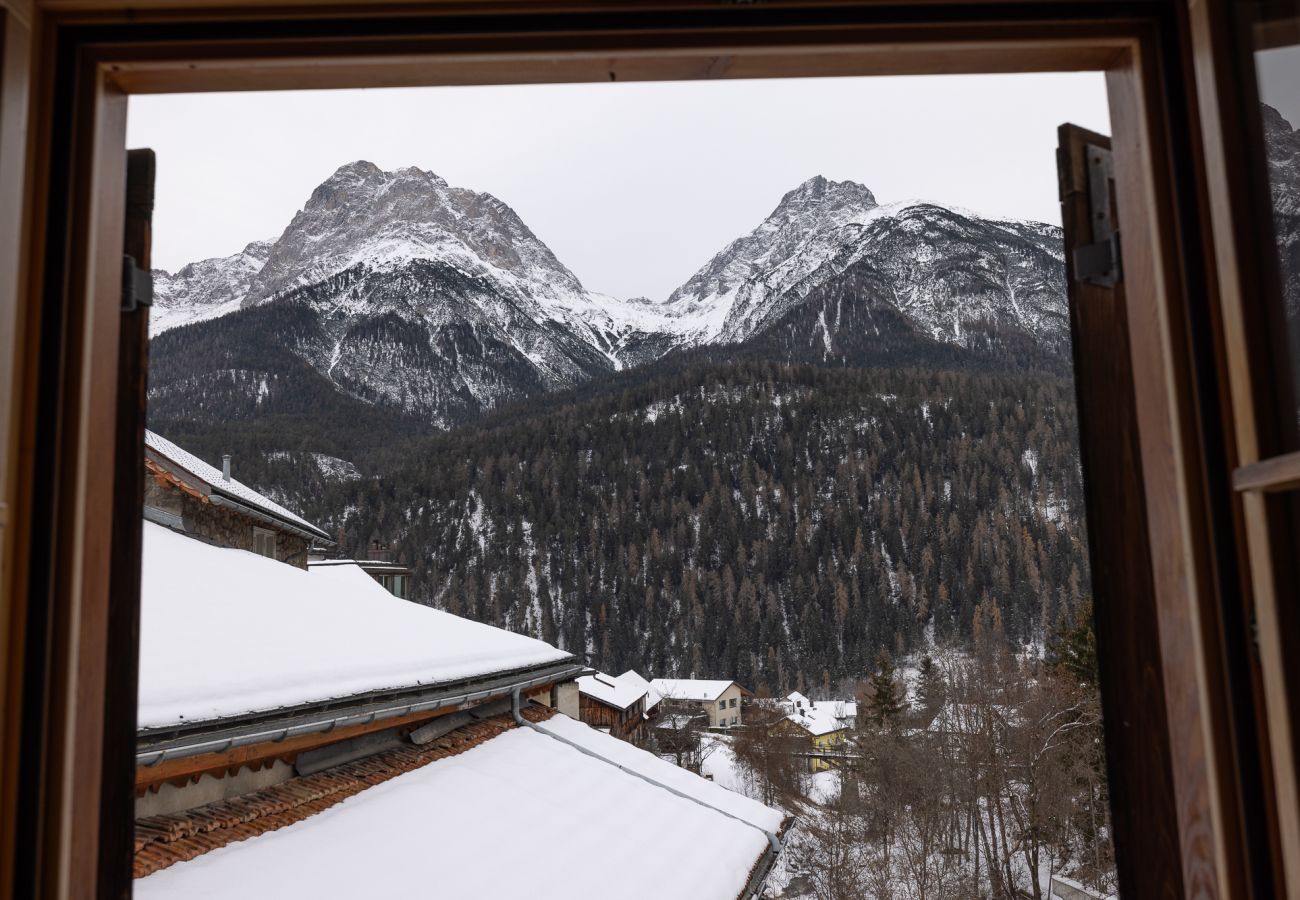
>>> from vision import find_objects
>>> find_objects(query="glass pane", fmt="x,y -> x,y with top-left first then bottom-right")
1245,1 -> 1300,436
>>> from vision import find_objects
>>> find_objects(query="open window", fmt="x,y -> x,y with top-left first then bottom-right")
0,2 -> 1292,898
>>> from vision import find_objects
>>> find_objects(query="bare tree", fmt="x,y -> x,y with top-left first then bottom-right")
731,702 -> 807,807
652,699 -> 711,771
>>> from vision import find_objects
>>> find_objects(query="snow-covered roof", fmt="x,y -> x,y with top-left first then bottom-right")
138,522 -> 572,729
135,712 -> 783,900
618,669 -> 662,712
577,671 -> 647,711
819,700 -> 857,719
787,691 -> 810,707
651,678 -> 743,702
785,705 -> 846,737
145,430 -> 330,541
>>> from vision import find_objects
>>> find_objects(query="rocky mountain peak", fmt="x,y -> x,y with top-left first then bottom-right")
661,176 -> 883,339
243,163 -> 584,306
773,176 -> 877,217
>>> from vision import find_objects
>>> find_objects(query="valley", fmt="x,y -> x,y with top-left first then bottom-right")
147,160 -> 1089,690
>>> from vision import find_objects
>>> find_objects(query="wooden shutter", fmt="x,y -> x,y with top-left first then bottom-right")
1057,124 -> 1184,900
101,148 -> 154,897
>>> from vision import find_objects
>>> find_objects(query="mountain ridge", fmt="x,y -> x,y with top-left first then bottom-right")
151,163 -> 1068,380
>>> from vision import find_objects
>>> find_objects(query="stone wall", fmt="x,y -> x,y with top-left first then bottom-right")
145,473 -> 310,568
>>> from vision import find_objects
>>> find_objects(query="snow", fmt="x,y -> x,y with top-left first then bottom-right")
618,670 -> 662,712
784,706 -> 845,737
136,716 -> 778,900
146,430 -> 327,539
699,734 -> 748,796
138,523 -> 571,729
152,166 -> 1067,384
781,694 -> 855,734
577,671 -> 647,711
1022,448 -> 1040,478
540,714 -> 783,833
311,453 -> 362,481
651,678 -> 738,702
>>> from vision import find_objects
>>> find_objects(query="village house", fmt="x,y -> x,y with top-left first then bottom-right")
786,692 -> 857,731
576,671 -> 649,743
133,437 -> 787,898
144,430 -> 332,567
779,695 -> 851,772
619,670 -> 663,721
652,678 -> 751,729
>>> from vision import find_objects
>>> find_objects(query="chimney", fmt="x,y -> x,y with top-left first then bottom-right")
222,454 -> 232,481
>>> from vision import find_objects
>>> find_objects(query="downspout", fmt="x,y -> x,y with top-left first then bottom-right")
510,687 -> 785,857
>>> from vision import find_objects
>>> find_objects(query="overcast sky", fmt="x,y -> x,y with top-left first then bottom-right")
1258,46 -> 1300,128
127,73 -> 1109,300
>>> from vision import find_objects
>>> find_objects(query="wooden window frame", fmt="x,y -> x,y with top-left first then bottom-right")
0,2 -> 1280,899
252,526 -> 275,560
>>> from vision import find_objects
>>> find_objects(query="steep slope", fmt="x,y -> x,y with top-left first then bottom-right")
151,240 -> 273,335
659,176 -> 882,343
660,177 -> 1068,367
313,360 -> 1089,690
149,166 -> 1072,467
149,162 -> 634,432
739,204 -> 1069,374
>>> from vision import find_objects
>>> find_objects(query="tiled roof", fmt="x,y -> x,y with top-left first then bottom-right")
145,430 -> 330,540
135,706 -> 556,878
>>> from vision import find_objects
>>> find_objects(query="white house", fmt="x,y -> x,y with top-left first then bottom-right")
652,678 -> 751,728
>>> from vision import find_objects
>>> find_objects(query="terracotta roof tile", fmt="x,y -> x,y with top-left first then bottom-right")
134,706 -> 556,879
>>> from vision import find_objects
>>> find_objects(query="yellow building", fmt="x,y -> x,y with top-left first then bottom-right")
780,703 -> 849,772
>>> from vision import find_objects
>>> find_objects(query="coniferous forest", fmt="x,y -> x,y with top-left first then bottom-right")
246,357 -> 1092,695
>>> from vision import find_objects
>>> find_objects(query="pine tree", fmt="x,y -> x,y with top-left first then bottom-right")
915,654 -> 945,721
1050,597 -> 1099,687
865,650 -> 904,730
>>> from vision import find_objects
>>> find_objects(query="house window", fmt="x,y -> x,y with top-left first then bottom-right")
718,700 -> 725,710
731,716 -> 738,726
252,527 -> 277,560
729,698 -> 737,708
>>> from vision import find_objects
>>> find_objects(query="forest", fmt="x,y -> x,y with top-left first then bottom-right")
295,358 -> 1093,695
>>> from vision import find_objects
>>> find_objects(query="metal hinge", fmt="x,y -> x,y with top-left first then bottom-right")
1072,143 -> 1123,287
1074,232 -> 1122,286
122,254 -> 153,312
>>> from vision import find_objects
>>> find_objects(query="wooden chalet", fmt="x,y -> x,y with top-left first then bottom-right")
576,671 -> 648,743
619,669 -> 663,722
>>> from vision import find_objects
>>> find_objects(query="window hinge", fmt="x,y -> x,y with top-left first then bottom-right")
1072,143 -> 1123,288
1073,231 -> 1123,287
122,254 -> 153,312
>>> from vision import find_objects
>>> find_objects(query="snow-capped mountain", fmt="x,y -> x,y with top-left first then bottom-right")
149,164 -> 1070,435
658,175 -> 1067,357
658,176 -> 884,342
152,162 -> 657,428
151,239 -> 273,334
